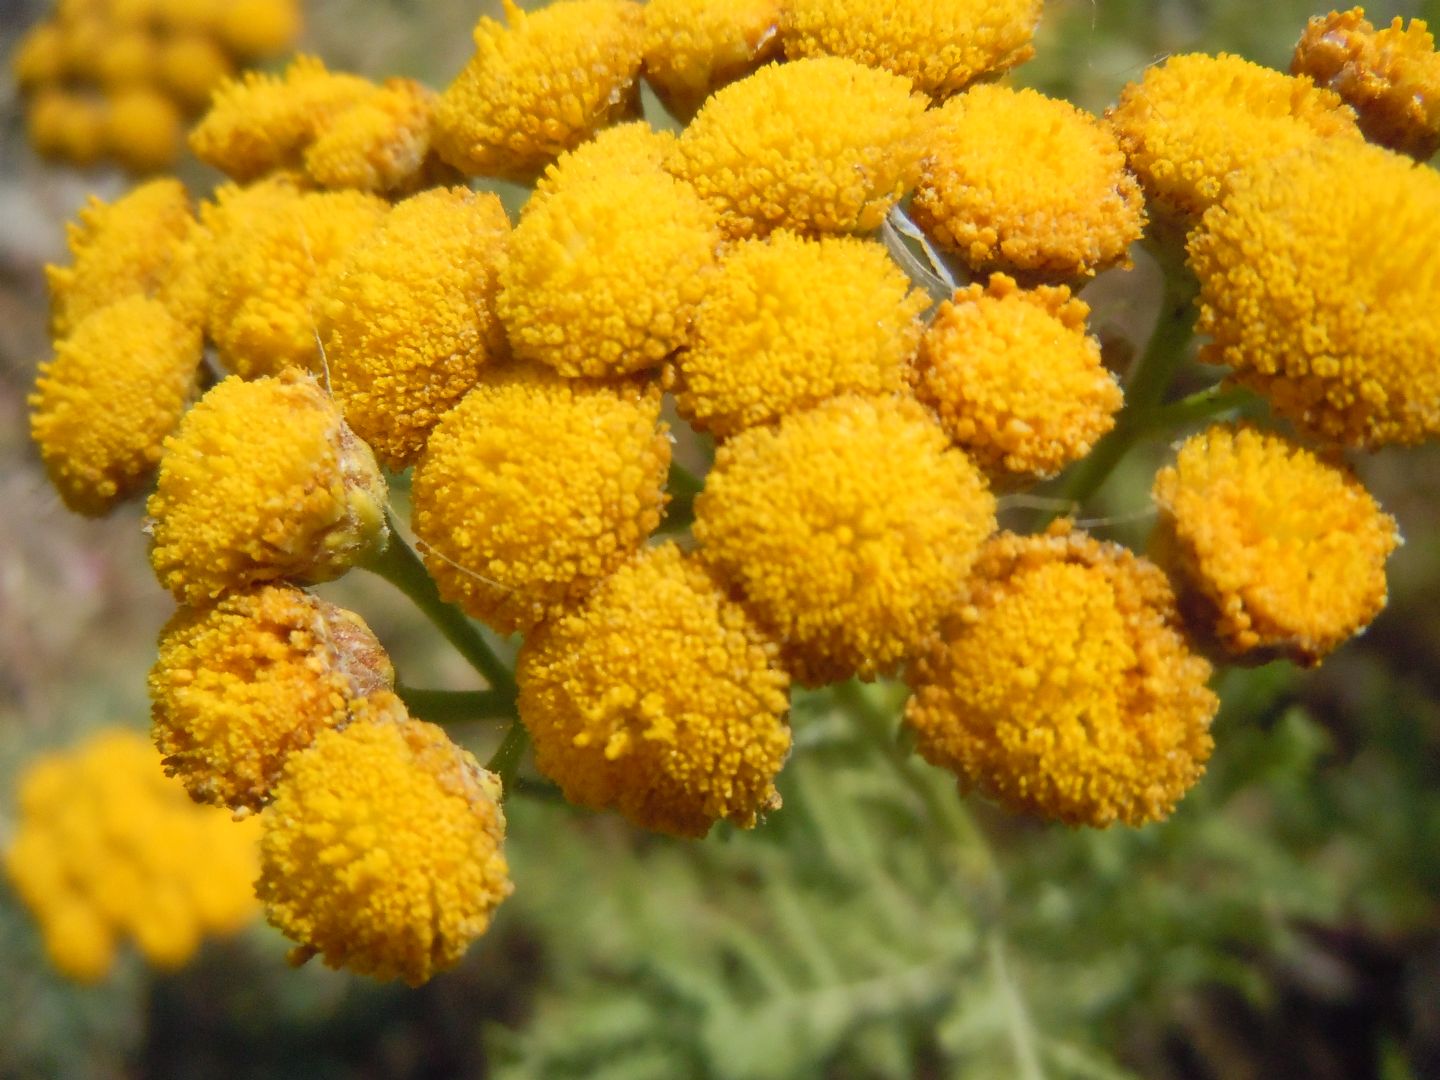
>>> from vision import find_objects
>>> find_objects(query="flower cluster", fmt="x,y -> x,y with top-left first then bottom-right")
11,0 -> 300,172
19,0 -> 1433,986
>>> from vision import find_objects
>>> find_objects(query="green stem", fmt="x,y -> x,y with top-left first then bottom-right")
1146,384 -> 1258,429
667,461 -> 705,499
394,686 -> 515,724
362,518 -> 518,702
486,720 -> 530,795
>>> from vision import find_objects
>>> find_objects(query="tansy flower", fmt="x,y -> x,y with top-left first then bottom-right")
779,0 -> 1040,100
158,35 -> 236,110
671,231 -> 928,438
3,728 -> 260,983
257,703 -> 512,986
913,85 -> 1145,280
105,86 -> 183,172
695,394 -> 996,685
905,525 -> 1217,828
320,187 -> 510,469
303,79 -> 438,193
497,169 -> 718,377
203,183 -> 388,377
94,28 -> 157,90
217,0 -> 302,60
641,0 -> 782,119
150,584 -> 395,809
30,296 -> 201,516
432,0 -> 645,181
411,365 -> 670,634
911,274 -> 1121,480
12,22 -> 66,90
46,178 -> 205,338
26,91 -> 107,167
668,56 -> 930,238
1293,8 -> 1440,160
148,371 -> 389,605
518,542 -> 792,838
1153,425 -> 1399,666
1188,138 -> 1440,447
528,121 -> 676,206
1108,52 -> 1361,222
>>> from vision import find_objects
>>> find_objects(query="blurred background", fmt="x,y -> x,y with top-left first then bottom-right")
2,1 -> 1439,1077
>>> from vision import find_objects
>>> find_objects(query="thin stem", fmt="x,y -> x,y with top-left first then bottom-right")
362,518 -> 518,702
1146,384 -> 1259,429
486,720 -> 530,796
990,936 -> 1048,1080
667,461 -> 705,499
395,686 -> 515,724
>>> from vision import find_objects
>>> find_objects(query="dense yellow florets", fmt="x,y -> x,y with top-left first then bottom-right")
257,710 -> 512,986
1108,52 -> 1361,221
432,0 -> 646,180
105,85 -> 182,171
1293,8 -> 1440,160
150,584 -> 395,808
302,78 -> 437,193
668,56 -> 930,238
911,275 -> 1121,480
779,0 -> 1040,100
26,90 -> 107,166
913,85 -> 1145,279
518,543 -> 792,837
411,365 -> 670,633
30,296 -> 200,516
671,231 -> 927,437
695,394 -> 996,685
641,0 -> 781,118
4,728 -> 260,983
319,188 -> 510,469
203,182 -> 388,377
148,371 -> 389,605
497,169 -> 719,377
1188,138 -> 1440,447
906,527 -> 1217,828
1153,425 -> 1399,666
529,121 -> 676,206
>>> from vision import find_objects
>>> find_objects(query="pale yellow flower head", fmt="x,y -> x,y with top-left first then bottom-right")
518,542 -> 792,838
26,91 -> 107,167
1153,425 -> 1399,666
157,34 -> 235,109
1108,52 -> 1361,222
1188,138 -> 1440,447
914,85 -> 1145,279
257,705 -> 512,986
671,231 -> 927,438
641,0 -> 782,118
148,371 -> 389,605
217,0 -> 302,59
780,0 -> 1040,99
320,187 -> 510,469
906,525 -> 1217,828
105,86 -> 183,172
150,584 -> 395,809
433,0 -> 646,180
4,729 -> 260,983
912,274 -> 1121,480
1293,8 -> 1440,160
695,394 -> 996,685
668,56 -> 930,238
411,365 -> 670,634
12,22 -> 66,90
30,296 -> 201,516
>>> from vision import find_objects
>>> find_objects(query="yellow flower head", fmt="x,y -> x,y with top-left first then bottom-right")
497,169 -> 718,377
913,85 -> 1146,279
320,187 -> 510,469
303,79 -> 438,193
411,365 -> 670,633
1188,138 -> 1440,447
911,274 -> 1121,480
150,584 -> 395,809
695,394 -> 996,685
641,0 -> 782,119
519,542 -> 792,837
905,526 -> 1217,828
1152,425 -> 1399,666
95,28 -> 158,89
47,177 -> 205,339
217,0 -> 302,59
257,706 -> 512,986
671,231 -> 928,438
1293,8 -> 1440,160
433,0 -> 645,180
104,87 -> 183,172
203,182 -> 388,377
529,121 -> 676,206
158,34 -> 236,110
27,91 -> 108,167
779,0 -> 1040,100
668,56 -> 930,238
12,22 -> 66,90
4,728 -> 260,983
1108,52 -> 1361,221
30,296 -> 201,516
147,371 -> 389,605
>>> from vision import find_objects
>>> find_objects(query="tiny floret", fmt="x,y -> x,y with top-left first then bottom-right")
641,0 -> 782,118
905,526 -> 1218,828
518,543 -> 792,838
695,394 -> 996,685
1153,425 -> 1399,666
